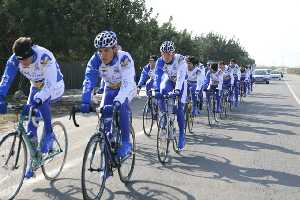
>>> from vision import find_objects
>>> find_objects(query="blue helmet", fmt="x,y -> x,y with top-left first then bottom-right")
94,31 -> 117,49
160,41 -> 175,53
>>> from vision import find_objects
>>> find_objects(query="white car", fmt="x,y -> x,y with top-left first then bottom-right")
254,69 -> 271,84
270,70 -> 282,80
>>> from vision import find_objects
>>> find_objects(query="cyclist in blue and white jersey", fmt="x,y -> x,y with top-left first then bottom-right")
228,59 -> 241,107
204,63 -> 223,113
186,56 -> 205,116
80,31 -> 137,159
137,55 -> 158,96
153,41 -> 187,151
0,37 -> 65,178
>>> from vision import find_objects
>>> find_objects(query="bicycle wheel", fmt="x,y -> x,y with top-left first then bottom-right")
118,125 -> 136,183
157,114 -> 169,164
82,134 -> 107,200
172,123 -> 180,153
240,83 -> 244,103
184,104 -> 188,134
187,103 -> 194,133
223,96 -> 229,119
0,132 -> 27,200
213,96 -> 220,122
220,96 -> 226,120
206,97 -> 214,127
142,98 -> 154,137
41,121 -> 68,180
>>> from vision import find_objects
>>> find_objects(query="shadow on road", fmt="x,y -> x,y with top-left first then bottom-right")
186,133 -> 300,156
167,151 -> 300,188
19,177 -> 196,200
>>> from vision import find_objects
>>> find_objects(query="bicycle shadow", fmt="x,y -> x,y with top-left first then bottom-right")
18,177 -> 196,200
216,120 -> 297,136
166,152 -> 300,188
185,133 -> 300,156
18,178 -> 116,200
115,179 -> 197,200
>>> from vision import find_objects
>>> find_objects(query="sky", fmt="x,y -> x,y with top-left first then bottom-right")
145,0 -> 300,67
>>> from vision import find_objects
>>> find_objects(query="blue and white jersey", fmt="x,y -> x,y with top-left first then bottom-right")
241,68 -> 250,81
229,63 -> 241,81
0,45 -> 64,102
82,50 -> 137,105
154,54 -> 187,91
137,63 -> 155,86
206,70 -> 223,90
223,65 -> 234,85
187,64 -> 205,91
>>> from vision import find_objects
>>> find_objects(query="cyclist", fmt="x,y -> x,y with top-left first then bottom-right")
80,31 -> 137,159
247,65 -> 253,94
0,37 -> 65,178
220,61 -> 234,101
154,41 -> 187,151
204,63 -> 223,113
137,55 -> 159,96
186,56 -> 205,116
228,59 -> 241,107
240,65 -> 250,97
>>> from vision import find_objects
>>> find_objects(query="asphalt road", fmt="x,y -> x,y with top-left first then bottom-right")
1,74 -> 300,200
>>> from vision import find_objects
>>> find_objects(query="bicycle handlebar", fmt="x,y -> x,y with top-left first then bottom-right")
6,104 -> 42,127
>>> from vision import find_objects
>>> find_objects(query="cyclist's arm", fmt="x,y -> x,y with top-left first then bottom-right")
196,68 -> 204,91
175,58 -> 187,91
137,64 -> 150,87
81,53 -> 100,104
203,71 -> 210,90
114,53 -> 137,104
0,55 -> 19,97
217,71 -> 224,90
230,70 -> 234,85
236,64 -> 241,81
153,58 -> 164,91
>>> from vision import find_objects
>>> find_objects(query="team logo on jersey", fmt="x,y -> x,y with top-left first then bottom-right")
40,54 -> 52,65
178,55 -> 185,64
120,55 -> 131,67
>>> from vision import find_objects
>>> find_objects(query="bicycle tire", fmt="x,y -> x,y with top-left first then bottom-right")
142,98 -> 154,137
81,133 -> 107,200
42,121 -> 68,180
118,125 -> 136,183
0,132 -> 27,200
157,114 -> 169,164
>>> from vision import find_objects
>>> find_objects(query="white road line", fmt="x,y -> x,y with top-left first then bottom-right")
0,129 -> 145,193
285,80 -> 300,106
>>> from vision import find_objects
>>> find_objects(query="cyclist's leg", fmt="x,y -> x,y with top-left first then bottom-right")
216,89 -> 222,113
247,80 -> 251,95
190,83 -> 198,116
26,87 -> 40,150
39,97 -> 54,154
25,87 -> 40,178
177,81 -> 187,150
243,80 -> 247,97
234,78 -> 240,107
250,75 -> 253,92
40,82 -> 64,154
118,98 -> 132,158
102,87 -> 119,134
198,87 -> 204,110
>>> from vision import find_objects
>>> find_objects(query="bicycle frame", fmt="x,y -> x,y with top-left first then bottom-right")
94,106 -> 131,169
6,106 -> 61,170
163,95 -> 178,138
